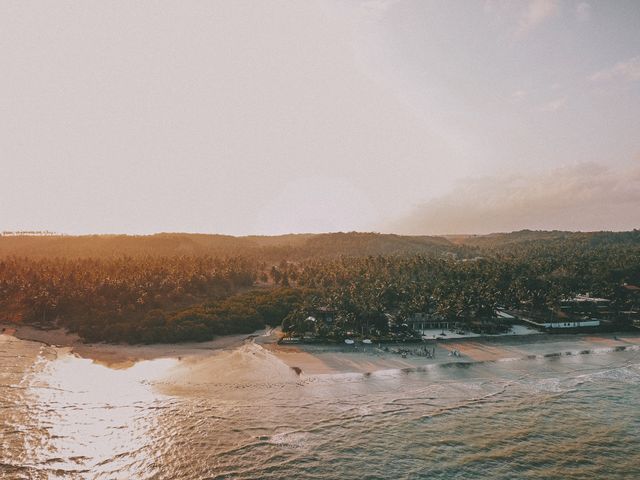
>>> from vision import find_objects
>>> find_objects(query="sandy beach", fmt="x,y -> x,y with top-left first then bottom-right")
267,333 -> 640,375
3,322 -> 640,378
0,322 -> 250,368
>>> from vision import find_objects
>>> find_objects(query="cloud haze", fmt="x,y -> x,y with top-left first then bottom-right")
589,56 -> 640,83
516,0 -> 560,37
391,164 -> 640,235
575,2 -> 592,22
1,1 -> 639,235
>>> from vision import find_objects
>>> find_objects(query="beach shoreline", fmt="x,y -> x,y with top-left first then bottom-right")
0,322 -> 251,368
3,322 -> 640,376
267,332 -> 640,375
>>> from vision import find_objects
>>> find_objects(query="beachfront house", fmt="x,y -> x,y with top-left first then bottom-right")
516,294 -> 609,331
406,313 -> 450,334
312,306 -> 336,325
559,294 -> 611,319
302,307 -> 337,339
406,309 -> 515,335
541,319 -> 601,329
546,294 -> 609,330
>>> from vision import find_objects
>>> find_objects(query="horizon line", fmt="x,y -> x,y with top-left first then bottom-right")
1,228 -> 638,238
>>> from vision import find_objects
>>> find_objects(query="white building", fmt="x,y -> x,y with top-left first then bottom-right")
541,319 -> 600,329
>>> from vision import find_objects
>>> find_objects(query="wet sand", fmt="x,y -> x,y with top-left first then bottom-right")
0,323 -> 249,368
3,322 -> 640,377
1,324 -> 80,346
268,333 -> 640,375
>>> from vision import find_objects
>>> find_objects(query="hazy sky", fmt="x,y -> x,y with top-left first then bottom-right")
1,0 -> 639,235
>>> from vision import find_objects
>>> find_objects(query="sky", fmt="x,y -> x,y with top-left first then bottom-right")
1,0 -> 639,235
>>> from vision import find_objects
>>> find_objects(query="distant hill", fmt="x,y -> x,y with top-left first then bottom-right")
0,232 -> 455,259
1,230 -> 637,260
447,230 -> 640,248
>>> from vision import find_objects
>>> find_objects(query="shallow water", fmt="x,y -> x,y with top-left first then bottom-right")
1,337 -> 639,479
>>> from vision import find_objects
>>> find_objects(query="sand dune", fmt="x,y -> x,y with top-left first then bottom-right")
158,341 -> 301,394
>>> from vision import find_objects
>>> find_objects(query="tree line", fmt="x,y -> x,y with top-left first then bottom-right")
0,230 -> 638,343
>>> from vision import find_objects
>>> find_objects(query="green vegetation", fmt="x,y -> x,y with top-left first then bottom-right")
0,232 -> 451,260
0,230 -> 638,343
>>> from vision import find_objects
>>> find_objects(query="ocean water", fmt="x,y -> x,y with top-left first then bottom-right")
1,337 -> 639,480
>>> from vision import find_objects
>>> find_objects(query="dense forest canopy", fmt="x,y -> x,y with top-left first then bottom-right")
1,230 -> 639,343
0,232 -> 453,260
